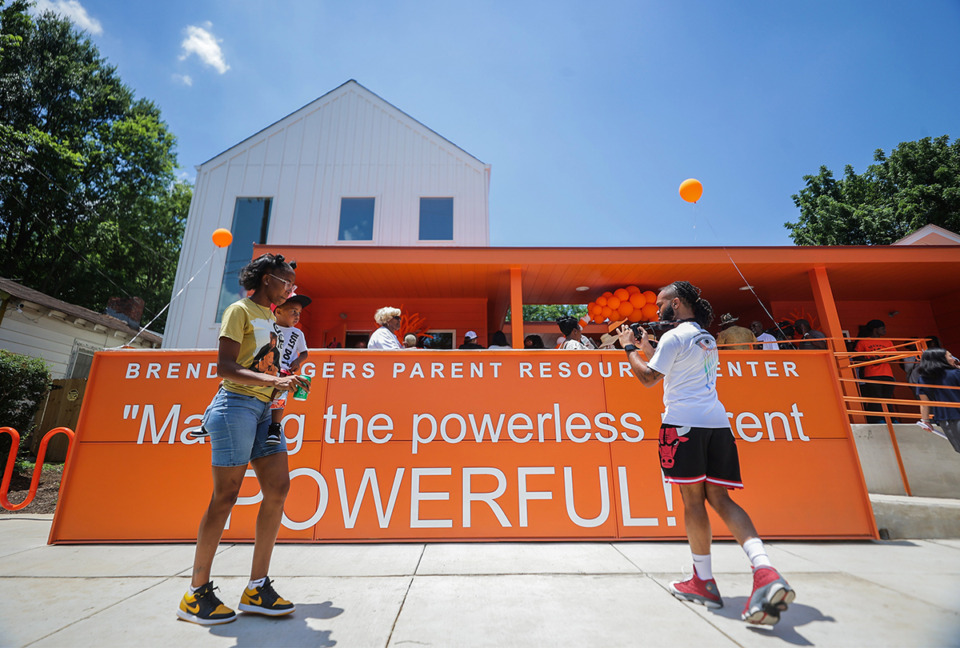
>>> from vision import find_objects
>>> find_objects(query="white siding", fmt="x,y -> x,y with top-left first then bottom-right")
164,80 -> 491,348
0,305 -> 157,379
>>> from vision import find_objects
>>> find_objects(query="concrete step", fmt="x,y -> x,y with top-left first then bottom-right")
870,493 -> 960,539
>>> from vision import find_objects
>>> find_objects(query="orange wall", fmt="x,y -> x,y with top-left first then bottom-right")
300,297 -> 489,347
48,349 -> 877,543
932,290 -> 960,352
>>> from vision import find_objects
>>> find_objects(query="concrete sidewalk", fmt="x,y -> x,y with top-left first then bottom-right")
1,515 -> 959,647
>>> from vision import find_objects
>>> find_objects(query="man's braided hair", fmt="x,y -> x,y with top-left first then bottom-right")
662,280 -> 714,329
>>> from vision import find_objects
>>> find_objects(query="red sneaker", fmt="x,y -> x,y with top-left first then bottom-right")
741,566 -> 795,626
669,570 -> 723,609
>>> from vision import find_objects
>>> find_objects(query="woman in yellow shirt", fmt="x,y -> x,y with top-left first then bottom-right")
178,253 -> 310,626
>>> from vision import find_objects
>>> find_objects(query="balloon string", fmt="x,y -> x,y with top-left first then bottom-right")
112,249 -> 218,349
696,211 -> 790,341
693,202 -> 697,244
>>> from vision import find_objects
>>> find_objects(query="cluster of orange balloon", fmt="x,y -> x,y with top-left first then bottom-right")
581,286 -> 659,329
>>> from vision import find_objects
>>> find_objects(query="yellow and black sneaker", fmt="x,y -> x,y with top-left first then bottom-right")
177,581 -> 237,625
238,577 -> 296,616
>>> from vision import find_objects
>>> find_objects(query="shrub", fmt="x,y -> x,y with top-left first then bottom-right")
0,350 -> 52,473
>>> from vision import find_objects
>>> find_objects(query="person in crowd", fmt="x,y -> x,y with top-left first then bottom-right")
265,293 -> 312,445
557,316 -> 590,349
403,334 -> 418,348
855,319 -> 896,423
750,321 -> 779,350
367,307 -> 403,349
524,334 -> 545,349
459,331 -> 485,349
179,254 -> 308,626
616,280 -> 795,626
795,319 -> 828,350
916,348 -> 960,452
906,337 -> 941,426
488,330 -> 512,349
716,313 -> 756,350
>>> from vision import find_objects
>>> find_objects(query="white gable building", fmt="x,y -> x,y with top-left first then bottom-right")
163,80 -> 491,348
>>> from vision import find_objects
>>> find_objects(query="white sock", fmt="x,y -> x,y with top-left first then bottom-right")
692,553 -> 713,580
743,537 -> 773,569
248,577 -> 266,590
188,583 -> 202,594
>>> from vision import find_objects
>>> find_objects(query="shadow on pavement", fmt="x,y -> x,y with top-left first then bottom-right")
206,601 -> 344,648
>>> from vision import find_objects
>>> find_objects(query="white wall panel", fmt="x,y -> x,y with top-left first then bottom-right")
164,80 -> 491,347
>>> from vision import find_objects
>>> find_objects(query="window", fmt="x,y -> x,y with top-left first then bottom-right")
216,198 -> 272,321
423,330 -> 454,349
419,197 -> 453,241
338,198 -> 375,241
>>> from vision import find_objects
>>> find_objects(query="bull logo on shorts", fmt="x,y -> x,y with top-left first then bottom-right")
659,426 -> 689,469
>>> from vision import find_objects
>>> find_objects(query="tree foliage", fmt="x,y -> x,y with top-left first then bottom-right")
786,135 -> 960,245
506,304 -> 588,322
0,349 -> 51,470
0,0 -> 190,331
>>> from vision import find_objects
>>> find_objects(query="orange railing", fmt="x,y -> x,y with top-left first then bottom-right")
833,337 -> 959,496
0,427 -> 74,511
719,336 -> 957,497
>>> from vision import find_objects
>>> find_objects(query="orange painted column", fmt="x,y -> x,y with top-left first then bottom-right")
510,266 -> 524,349
809,266 -> 861,415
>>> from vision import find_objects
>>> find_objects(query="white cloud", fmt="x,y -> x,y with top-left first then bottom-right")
33,0 -> 103,35
179,22 -> 229,74
171,73 -> 193,87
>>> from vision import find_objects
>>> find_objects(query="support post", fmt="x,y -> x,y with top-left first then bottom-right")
809,266 -> 863,418
510,266 -> 524,349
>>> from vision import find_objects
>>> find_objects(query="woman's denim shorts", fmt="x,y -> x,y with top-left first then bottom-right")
202,388 -> 286,467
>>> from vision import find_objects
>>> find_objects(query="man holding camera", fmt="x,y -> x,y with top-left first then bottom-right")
616,280 -> 795,626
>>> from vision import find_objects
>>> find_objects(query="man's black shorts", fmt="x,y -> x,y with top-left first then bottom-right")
658,424 -> 743,489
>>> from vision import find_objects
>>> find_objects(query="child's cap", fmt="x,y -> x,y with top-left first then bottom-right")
278,294 -> 312,309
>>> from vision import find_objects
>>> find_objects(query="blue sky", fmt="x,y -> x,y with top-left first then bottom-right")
32,0 -> 960,247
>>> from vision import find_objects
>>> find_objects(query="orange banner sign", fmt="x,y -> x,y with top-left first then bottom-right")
49,350 -> 876,543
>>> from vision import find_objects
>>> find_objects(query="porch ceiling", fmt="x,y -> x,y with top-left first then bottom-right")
254,245 -> 960,316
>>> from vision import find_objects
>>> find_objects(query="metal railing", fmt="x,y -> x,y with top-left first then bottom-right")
0,427 -> 74,511
833,337 -> 959,496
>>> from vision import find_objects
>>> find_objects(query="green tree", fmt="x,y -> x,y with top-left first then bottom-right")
786,135 -> 960,245
0,0 -> 190,331
506,304 -> 588,322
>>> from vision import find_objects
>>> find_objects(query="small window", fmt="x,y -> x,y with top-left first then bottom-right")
422,330 -> 454,349
419,198 -> 453,241
216,197 -> 272,321
338,198 -> 375,241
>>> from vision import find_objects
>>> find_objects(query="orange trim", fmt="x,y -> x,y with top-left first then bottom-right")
510,266 -> 524,349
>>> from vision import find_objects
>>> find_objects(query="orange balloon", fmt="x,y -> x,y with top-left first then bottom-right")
618,301 -> 634,317
629,292 -> 646,308
211,228 -> 233,248
642,290 -> 657,304
626,285 -> 641,294
614,288 -> 630,301
596,295 -> 608,307
601,306 -> 613,320
679,178 -> 703,203
602,291 -> 614,299
627,309 -> 644,322
642,303 -> 659,321
607,296 -> 621,310
591,305 -> 603,319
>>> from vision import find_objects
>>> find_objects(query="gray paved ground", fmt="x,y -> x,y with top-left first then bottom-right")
2,515 -> 959,647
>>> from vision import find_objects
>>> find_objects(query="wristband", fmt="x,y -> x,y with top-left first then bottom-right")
624,344 -> 638,355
